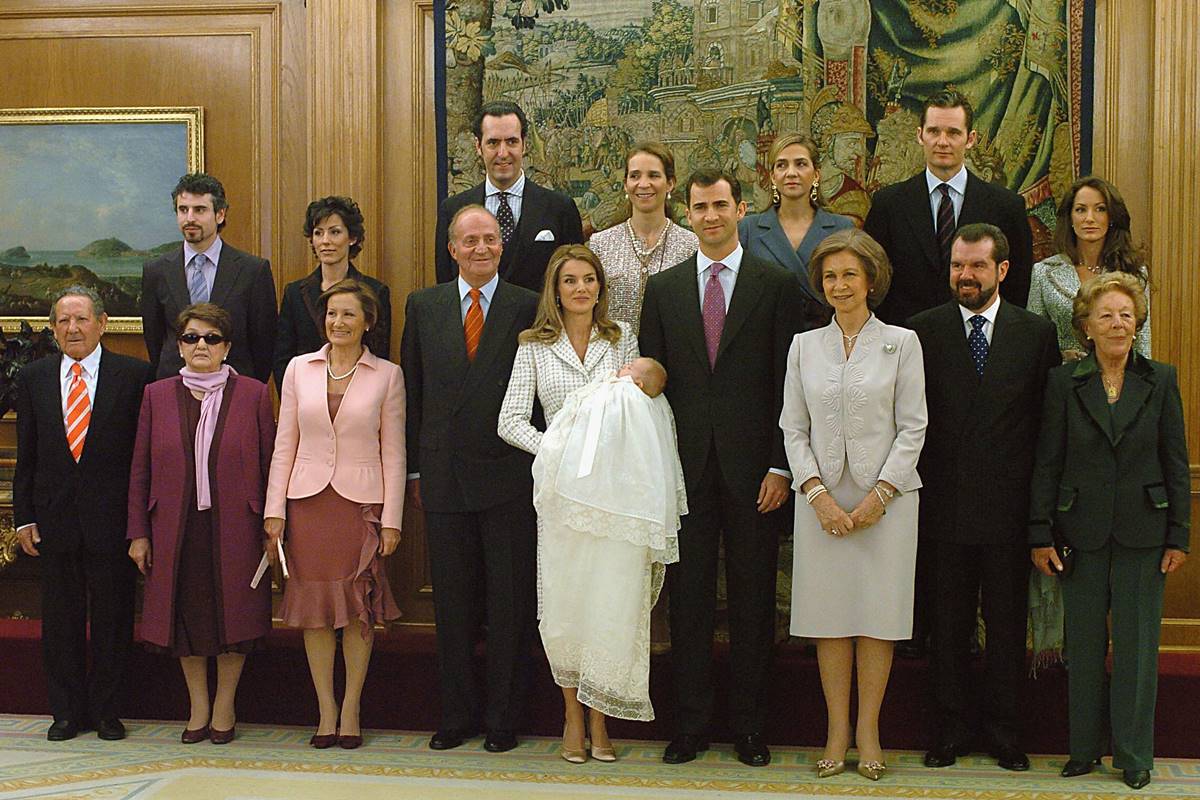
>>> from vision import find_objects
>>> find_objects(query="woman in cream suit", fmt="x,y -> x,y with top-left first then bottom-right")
779,228 -> 927,780
265,278 -> 404,750
499,245 -> 656,764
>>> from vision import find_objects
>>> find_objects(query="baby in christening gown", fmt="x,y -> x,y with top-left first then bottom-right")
532,357 -> 686,721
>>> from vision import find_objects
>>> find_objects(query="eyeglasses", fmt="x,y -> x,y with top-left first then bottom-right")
178,332 -> 228,345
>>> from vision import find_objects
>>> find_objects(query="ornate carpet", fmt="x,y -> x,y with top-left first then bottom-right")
2,715 -> 1197,799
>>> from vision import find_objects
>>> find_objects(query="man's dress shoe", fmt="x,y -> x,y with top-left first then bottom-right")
1060,758 -> 1099,777
924,740 -> 971,768
428,729 -> 474,750
483,730 -> 518,752
734,733 -> 771,766
95,718 -> 126,741
989,741 -> 1030,771
46,720 -> 79,741
662,734 -> 709,764
1123,769 -> 1151,790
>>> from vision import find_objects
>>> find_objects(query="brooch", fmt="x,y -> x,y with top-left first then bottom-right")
883,342 -> 897,354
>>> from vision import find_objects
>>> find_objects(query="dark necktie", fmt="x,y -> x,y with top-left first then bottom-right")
968,314 -> 988,376
936,183 -> 955,268
496,191 -> 516,245
702,262 -> 726,368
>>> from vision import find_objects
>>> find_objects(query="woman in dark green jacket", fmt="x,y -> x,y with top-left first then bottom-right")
1028,272 -> 1189,791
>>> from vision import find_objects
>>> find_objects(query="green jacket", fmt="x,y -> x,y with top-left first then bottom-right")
1029,352 -> 1190,552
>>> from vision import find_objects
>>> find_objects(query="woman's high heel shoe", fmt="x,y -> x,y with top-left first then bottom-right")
857,760 -> 887,781
560,723 -> 587,764
309,731 -> 339,749
816,758 -> 845,778
590,743 -> 617,762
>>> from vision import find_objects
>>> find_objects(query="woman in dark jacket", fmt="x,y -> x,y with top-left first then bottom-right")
128,303 -> 276,744
273,196 -> 391,387
1028,272 -> 1189,791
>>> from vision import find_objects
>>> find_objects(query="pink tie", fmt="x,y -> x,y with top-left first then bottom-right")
702,262 -> 726,368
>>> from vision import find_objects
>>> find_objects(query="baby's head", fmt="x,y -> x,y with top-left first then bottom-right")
617,357 -> 667,398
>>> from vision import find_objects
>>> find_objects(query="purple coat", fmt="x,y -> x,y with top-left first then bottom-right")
127,374 -> 276,649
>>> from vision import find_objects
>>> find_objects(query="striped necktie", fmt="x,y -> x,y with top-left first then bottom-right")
65,362 -> 91,462
188,253 -> 211,303
464,288 -> 483,361
936,184 -> 955,268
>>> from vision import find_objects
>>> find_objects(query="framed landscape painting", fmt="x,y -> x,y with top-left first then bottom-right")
0,107 -> 204,333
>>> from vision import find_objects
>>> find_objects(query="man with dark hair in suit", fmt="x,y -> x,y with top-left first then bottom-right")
14,286 -> 154,742
141,172 -> 277,381
434,100 -> 583,292
908,223 -> 1059,772
402,205 -> 540,755
639,168 -> 801,768
865,89 -> 1033,326
864,89 -> 1034,659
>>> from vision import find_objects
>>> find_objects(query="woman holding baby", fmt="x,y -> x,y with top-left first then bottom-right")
498,244 -> 685,764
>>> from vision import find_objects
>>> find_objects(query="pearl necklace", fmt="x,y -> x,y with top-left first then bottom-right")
1076,261 -> 1102,276
627,219 -> 670,265
327,362 -> 357,381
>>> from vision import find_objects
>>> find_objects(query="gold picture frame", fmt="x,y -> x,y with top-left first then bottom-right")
0,106 -> 204,334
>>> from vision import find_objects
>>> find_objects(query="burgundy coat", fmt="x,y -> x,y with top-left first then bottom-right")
127,374 -> 276,649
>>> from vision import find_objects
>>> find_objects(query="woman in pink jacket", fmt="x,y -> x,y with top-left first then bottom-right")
265,278 -> 404,750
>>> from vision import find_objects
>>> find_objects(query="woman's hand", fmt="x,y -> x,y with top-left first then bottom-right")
128,537 -> 152,575
849,489 -> 885,531
1031,546 -> 1063,577
1161,547 -> 1188,574
379,527 -> 401,556
263,517 -> 285,563
811,492 -> 854,538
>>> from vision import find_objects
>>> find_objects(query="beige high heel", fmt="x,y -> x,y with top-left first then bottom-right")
586,712 -> 616,761
560,723 -> 587,764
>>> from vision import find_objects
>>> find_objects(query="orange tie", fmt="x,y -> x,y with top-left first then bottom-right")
464,288 -> 483,361
65,362 -> 91,462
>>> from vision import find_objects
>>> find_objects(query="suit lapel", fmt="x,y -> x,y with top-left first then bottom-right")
503,182 -> 544,280
756,209 -> 801,273
1071,357 -> 1117,445
165,246 -> 191,311
1110,355 -> 1156,446
958,171 -> 988,227
934,302 -> 979,385
80,350 -> 120,463
715,257 -> 765,367
456,281 -> 514,408
672,256 -> 710,370
209,245 -> 244,307
900,175 -> 942,276
980,300 -> 1017,386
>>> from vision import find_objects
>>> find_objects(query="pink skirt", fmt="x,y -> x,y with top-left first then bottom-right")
279,485 -> 400,632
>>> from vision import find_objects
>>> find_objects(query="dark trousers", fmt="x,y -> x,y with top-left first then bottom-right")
40,550 -> 135,724
1062,539 -> 1164,771
930,540 -> 1029,744
668,451 -> 780,735
425,495 -> 537,733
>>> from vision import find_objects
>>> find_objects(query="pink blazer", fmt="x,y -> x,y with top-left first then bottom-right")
265,345 -> 406,530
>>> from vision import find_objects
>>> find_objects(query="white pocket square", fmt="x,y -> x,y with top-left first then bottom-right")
534,229 -> 556,242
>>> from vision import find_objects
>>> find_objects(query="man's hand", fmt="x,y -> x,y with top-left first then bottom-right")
16,525 -> 41,557
1162,547 -> 1188,575
128,537 -> 152,575
1031,546 -> 1063,577
756,472 -> 791,514
406,479 -> 424,512
379,527 -> 401,556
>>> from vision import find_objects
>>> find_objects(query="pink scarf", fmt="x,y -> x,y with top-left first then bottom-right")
180,364 -> 235,510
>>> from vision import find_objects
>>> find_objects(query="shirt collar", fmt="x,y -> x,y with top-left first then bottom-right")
959,295 -> 1002,327
62,343 -> 103,379
458,272 -> 500,304
182,235 -> 223,267
485,172 -> 525,199
926,166 -> 968,196
697,243 -> 743,276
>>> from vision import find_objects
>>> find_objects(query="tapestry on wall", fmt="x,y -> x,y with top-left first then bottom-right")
437,0 -> 1091,257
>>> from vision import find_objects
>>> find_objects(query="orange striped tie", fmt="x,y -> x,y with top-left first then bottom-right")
65,362 -> 90,462
464,288 -> 483,361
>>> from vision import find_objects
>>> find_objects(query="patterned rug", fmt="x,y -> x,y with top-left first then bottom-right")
1,715 -> 1197,799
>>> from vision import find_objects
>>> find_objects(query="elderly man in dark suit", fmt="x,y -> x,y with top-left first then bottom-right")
639,168 -> 801,768
865,90 -> 1033,326
434,101 -> 583,293
141,172 -> 277,381
14,286 -> 154,741
909,224 -> 1059,771
402,205 -> 540,754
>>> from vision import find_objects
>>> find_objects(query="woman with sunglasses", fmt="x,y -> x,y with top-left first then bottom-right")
127,303 -> 276,744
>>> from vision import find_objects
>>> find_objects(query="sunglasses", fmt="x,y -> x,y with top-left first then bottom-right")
178,332 -> 228,345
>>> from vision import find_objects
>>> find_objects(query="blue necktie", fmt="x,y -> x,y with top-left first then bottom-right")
968,314 -> 988,376
188,253 -> 210,303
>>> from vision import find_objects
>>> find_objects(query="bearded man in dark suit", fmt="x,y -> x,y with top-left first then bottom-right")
14,286 -> 154,741
434,101 -> 583,293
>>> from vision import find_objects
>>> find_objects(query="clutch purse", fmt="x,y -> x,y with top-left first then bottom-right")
1054,539 -> 1075,578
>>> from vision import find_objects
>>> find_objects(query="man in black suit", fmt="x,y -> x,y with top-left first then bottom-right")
434,100 -> 583,293
865,90 -> 1034,659
402,205 -> 540,754
908,224 -> 1059,771
14,286 -> 154,742
865,89 -> 1033,326
141,172 -> 277,381
639,169 -> 801,767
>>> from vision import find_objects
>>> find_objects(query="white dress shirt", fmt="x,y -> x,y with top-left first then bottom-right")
695,244 -> 742,312
958,295 -> 1001,345
485,173 -> 525,226
458,272 -> 500,322
926,166 -> 967,229
60,343 -> 102,416
182,236 -> 223,297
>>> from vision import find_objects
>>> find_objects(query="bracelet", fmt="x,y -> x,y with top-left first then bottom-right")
805,484 -> 828,504
873,485 -> 890,506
